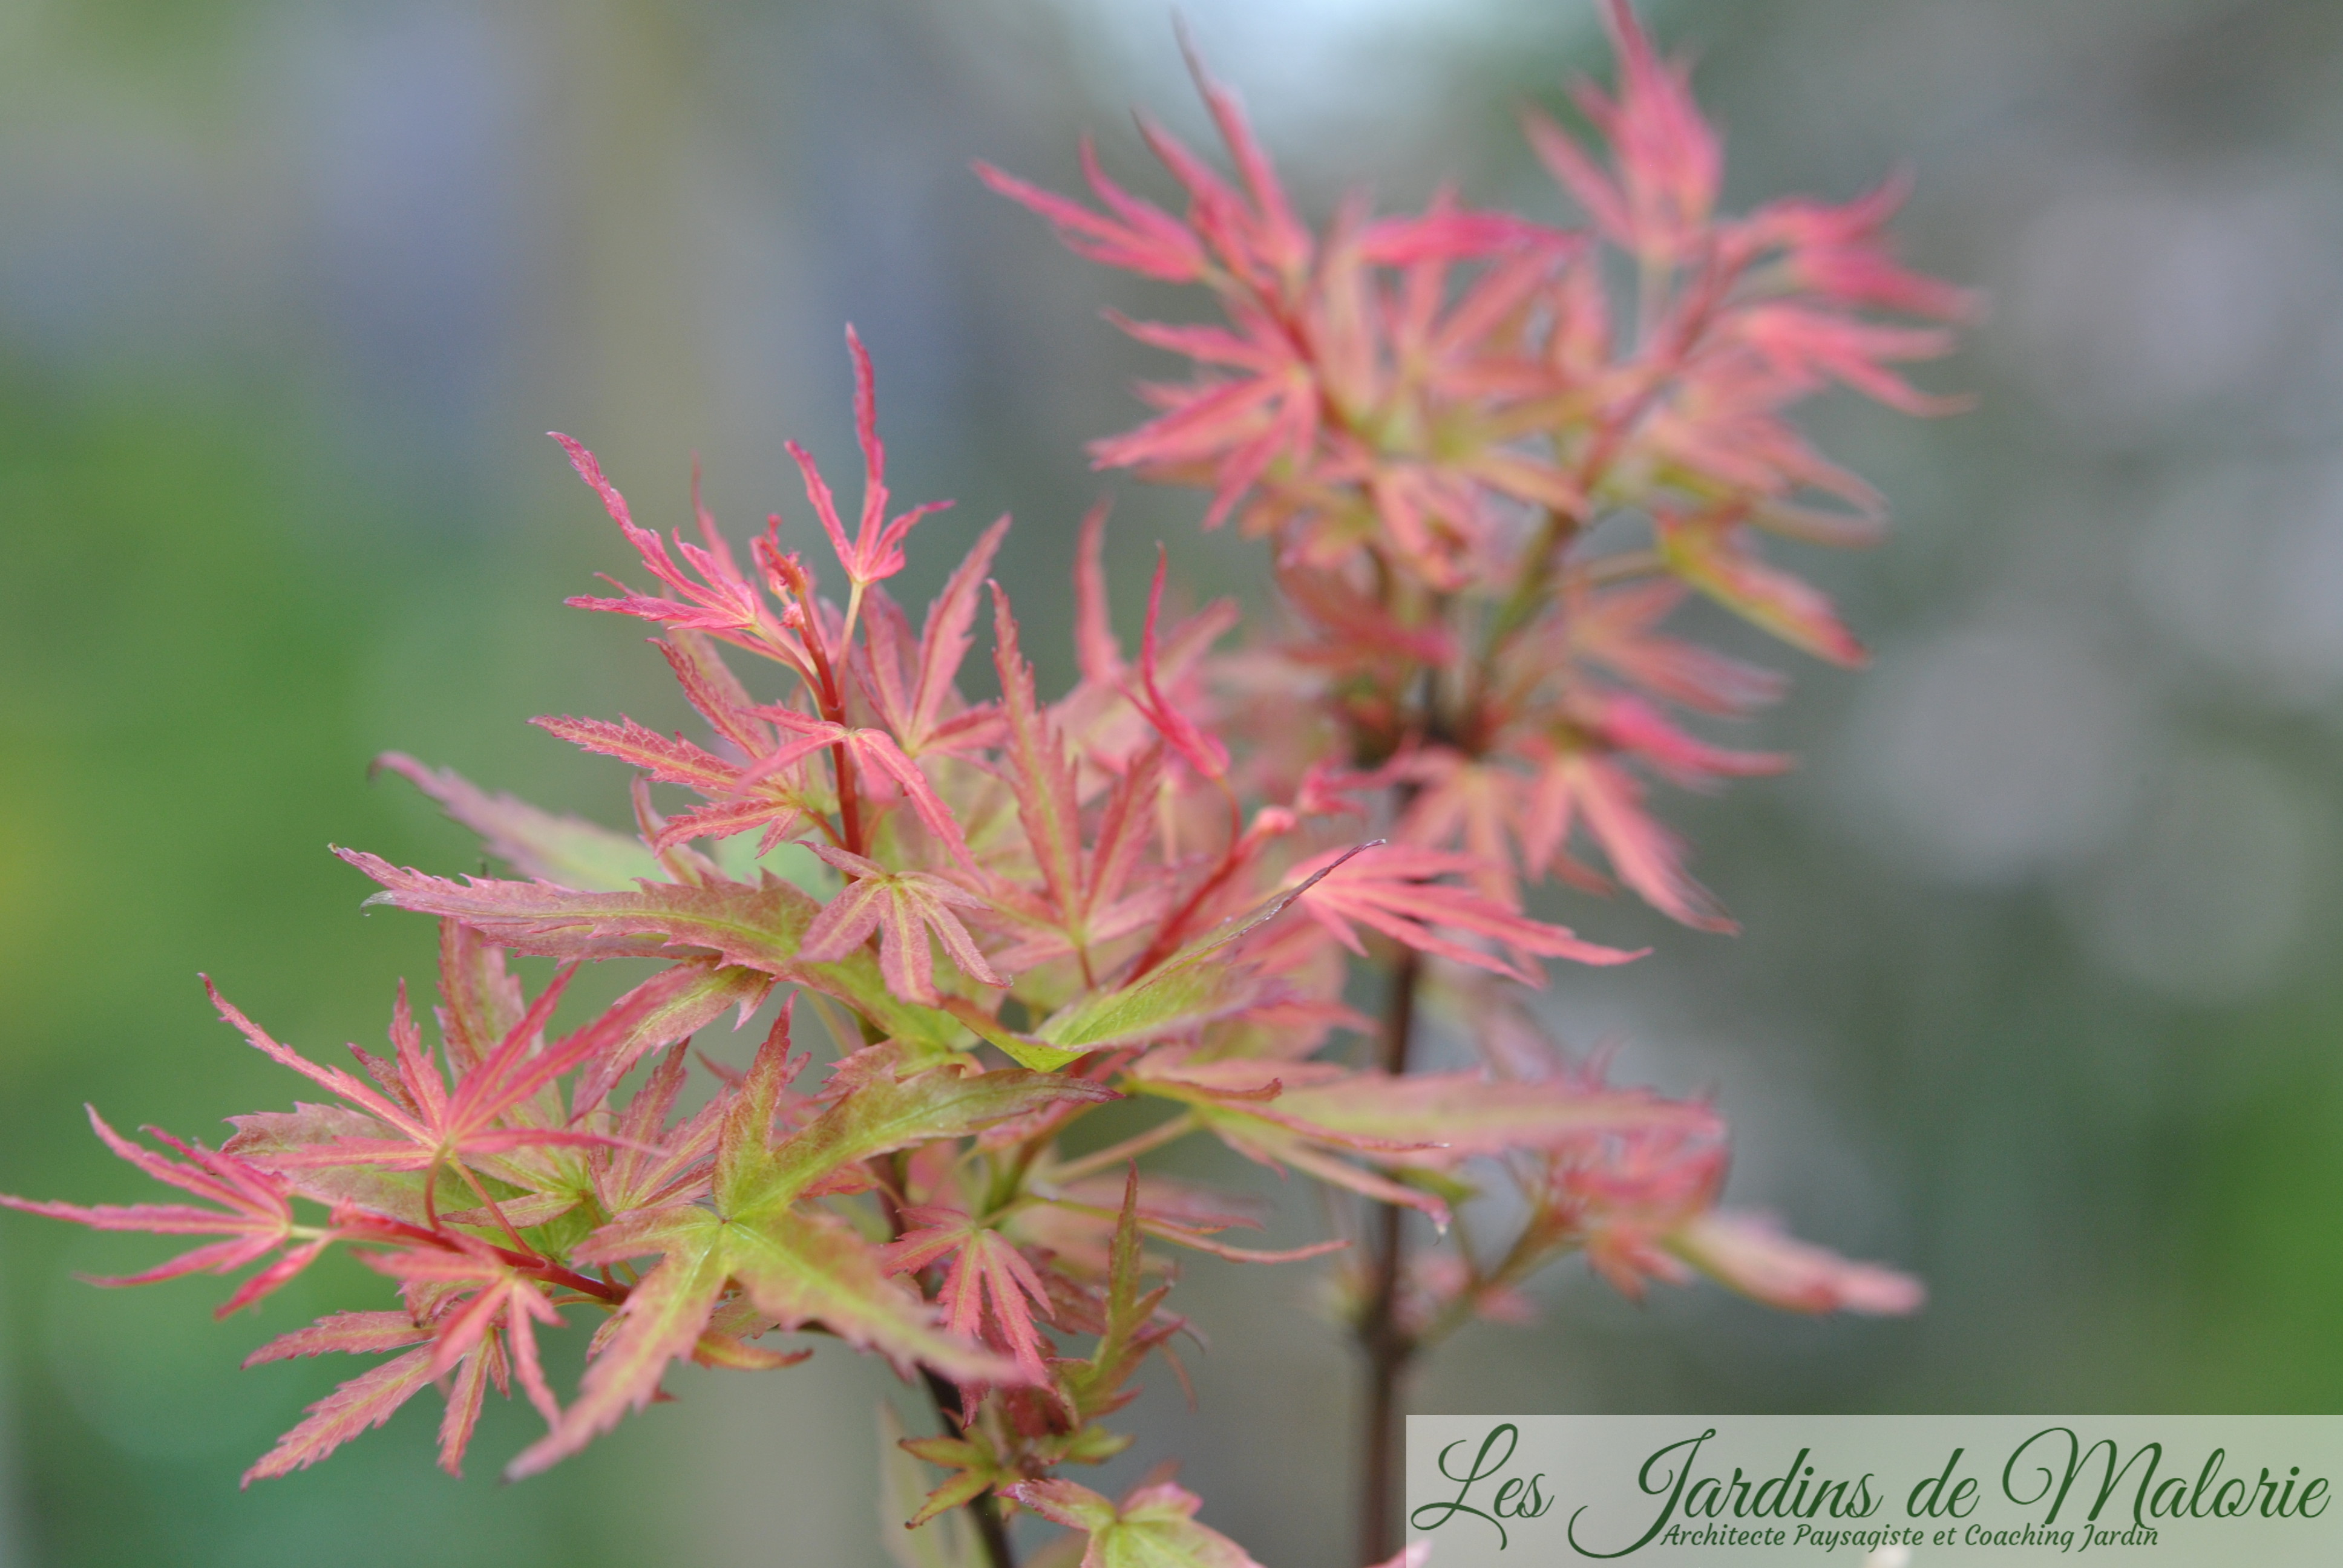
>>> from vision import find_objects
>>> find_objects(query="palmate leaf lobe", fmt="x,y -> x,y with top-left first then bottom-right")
510,1010 -> 1115,1476
241,1345 -> 441,1486
0,1106 -> 320,1318
336,851 -> 969,1051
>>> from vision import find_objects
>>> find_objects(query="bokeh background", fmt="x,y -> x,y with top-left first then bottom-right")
4,0 -> 2341,1563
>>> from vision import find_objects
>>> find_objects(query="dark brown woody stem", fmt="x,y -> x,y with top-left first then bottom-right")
875,1157 -> 1018,1568
1356,944 -> 1422,1566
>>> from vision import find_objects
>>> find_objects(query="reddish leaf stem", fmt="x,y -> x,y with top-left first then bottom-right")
773,547 -> 869,857
1121,783 -> 1250,981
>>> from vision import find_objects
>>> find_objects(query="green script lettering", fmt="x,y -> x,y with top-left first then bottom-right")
1565,1429 -> 1716,1560
1411,1425 -> 1521,1549
1908,1449 -> 1976,1518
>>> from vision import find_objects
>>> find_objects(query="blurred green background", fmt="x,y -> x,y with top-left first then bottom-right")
4,0 -> 2341,1564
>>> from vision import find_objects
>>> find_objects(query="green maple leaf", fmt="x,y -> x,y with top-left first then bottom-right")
505,1004 -> 1116,1477
1008,1478 -> 1266,1568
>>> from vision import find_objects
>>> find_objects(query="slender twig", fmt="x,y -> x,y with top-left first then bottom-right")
1045,1111 -> 1198,1186
1355,944 -> 1422,1567
876,1158 -> 1019,1568
921,1369 -> 1019,1568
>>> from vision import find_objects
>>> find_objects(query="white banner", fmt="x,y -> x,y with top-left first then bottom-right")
1406,1416 -> 2343,1566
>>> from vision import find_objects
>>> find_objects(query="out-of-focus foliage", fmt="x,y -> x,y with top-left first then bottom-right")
2,2 -> 2341,1566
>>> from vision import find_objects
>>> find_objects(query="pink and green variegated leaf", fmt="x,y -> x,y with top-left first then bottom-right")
594,1042 -> 727,1216
940,998 -> 1086,1073
1591,694 -> 1790,791
691,1039 -> 1095,1385
733,1053 -> 1118,1217
1060,1166 -> 1179,1419
1654,511 -> 1867,667
1267,1071 -> 1717,1168
224,1102 -> 427,1223
899,1431 -> 1015,1532
506,1205 -> 733,1479
434,918 -> 527,1071
435,1330 -> 506,1478
553,433 -> 779,647
374,753 -> 663,890
339,851 -> 814,967
570,958 -> 775,1113
358,1245 -> 565,1428
1034,870 -> 1323,1053
1135,1070 -> 1452,1226
879,1404 -> 983,1566
990,581 -> 1085,932
882,1209 -> 1055,1379
796,846 -> 1008,1006
1565,581 -> 1788,717
657,626 -> 774,757
1029,1173 -> 1348,1266
1006,1478 -> 1267,1568
208,965 -> 644,1181
712,1002 -> 809,1217
437,1191 -> 579,1230
1126,547 -> 1230,779
788,326 -> 954,590
338,852 -> 967,1051
692,1296 -> 813,1371
241,1344 -> 439,1486
721,1203 -> 1027,1386
972,145 -> 1208,285
1181,41 -> 1312,275
1071,498 -> 1124,684
1011,1478 -> 1119,1535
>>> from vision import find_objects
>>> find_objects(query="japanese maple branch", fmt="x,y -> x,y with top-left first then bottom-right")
1356,941 -> 1421,1567
876,1158 -> 1018,1568
920,1368 -> 1019,1568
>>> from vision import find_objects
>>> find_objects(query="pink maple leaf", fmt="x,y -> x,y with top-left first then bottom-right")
552,434 -> 812,676
883,1206 -> 1055,1384
1735,170 -> 1982,322
1524,0 -> 1721,263
1564,581 -> 1788,717
974,136 -> 1210,284
737,705 -> 980,871
1652,509 -> 1867,668
795,844 -> 1007,1004
1288,843 -> 1640,981
1126,545 -> 1231,781
849,516 -> 1010,760
1670,1210 -> 1924,1316
204,970 -> 638,1211
0,1105 -> 325,1318
239,1342 -> 441,1486
359,1236 -> 566,1433
1518,746 -> 1731,932
787,327 -> 951,595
